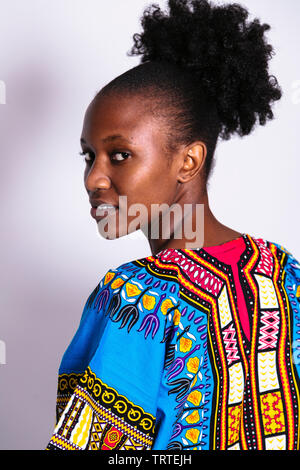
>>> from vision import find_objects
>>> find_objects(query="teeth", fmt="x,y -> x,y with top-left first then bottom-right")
96,204 -> 117,212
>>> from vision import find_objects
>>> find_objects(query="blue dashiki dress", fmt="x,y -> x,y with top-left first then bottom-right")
46,233 -> 300,451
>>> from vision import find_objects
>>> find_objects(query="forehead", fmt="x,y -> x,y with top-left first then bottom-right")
81,92 -> 164,146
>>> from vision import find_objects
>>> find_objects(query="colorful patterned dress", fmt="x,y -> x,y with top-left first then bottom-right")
46,233 -> 300,451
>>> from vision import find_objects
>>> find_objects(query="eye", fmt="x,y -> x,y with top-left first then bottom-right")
79,150 -> 131,165
79,151 -> 94,164
110,151 -> 130,163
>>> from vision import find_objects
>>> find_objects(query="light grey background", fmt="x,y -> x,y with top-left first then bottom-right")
0,0 -> 299,450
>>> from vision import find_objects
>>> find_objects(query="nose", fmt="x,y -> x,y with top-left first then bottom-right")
84,158 -> 112,192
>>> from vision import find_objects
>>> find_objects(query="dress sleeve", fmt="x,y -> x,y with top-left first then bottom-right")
281,248 -> 300,378
46,266 -> 179,451
270,241 -> 300,378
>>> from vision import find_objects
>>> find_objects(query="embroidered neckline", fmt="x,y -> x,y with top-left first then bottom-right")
156,233 -> 249,258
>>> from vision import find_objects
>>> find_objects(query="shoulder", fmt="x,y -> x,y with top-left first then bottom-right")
85,254 -> 180,338
262,237 -> 299,266
251,235 -> 300,280
269,240 -> 300,284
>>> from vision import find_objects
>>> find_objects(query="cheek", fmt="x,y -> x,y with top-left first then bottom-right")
124,163 -> 175,205
115,166 -> 173,228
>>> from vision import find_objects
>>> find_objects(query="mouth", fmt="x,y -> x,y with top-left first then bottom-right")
90,204 -> 119,221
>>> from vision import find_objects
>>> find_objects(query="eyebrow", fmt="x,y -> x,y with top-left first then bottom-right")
80,134 -> 133,146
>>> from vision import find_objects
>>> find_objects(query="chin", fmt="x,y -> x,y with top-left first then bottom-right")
96,223 -> 129,240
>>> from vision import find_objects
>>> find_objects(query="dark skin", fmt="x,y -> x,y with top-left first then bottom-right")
80,92 -> 242,256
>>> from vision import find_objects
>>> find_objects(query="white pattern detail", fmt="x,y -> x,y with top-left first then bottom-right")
254,274 -> 279,309
257,351 -> 279,392
227,442 -> 241,450
218,286 -> 232,328
265,435 -> 286,450
228,362 -> 244,404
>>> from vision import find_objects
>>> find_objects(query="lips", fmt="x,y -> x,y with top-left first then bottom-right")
89,199 -> 118,208
90,204 -> 118,221
89,198 -> 119,221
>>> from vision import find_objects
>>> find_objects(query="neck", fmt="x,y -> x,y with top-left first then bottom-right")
147,190 -> 242,256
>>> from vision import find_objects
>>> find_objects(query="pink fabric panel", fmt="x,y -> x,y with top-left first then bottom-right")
204,237 -> 251,341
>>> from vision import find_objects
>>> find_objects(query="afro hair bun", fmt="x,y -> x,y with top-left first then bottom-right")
128,0 -> 282,140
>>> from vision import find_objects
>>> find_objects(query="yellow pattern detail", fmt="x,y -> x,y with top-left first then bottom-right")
104,272 -> 115,285
142,294 -> 156,310
191,375 -> 197,388
187,390 -> 202,406
75,404 -> 93,448
179,337 -> 192,353
185,428 -> 200,444
228,404 -> 242,446
260,391 -> 286,436
111,278 -> 125,289
186,410 -> 200,424
187,357 -> 200,374
173,309 -> 181,325
48,435 -> 80,450
160,298 -> 175,315
125,283 -> 142,297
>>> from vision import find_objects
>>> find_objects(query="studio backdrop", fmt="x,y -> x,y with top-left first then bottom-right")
0,0 -> 299,450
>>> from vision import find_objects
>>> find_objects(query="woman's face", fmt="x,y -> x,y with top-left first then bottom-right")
80,92 -> 182,240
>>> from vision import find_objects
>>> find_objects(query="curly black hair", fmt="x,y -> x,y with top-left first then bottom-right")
98,0 -> 282,182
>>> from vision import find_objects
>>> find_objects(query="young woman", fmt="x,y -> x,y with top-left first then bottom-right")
46,0 -> 300,451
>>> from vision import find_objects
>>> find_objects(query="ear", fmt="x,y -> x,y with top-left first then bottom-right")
177,142 -> 207,183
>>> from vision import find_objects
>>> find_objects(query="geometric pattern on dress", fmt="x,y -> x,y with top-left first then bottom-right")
163,301 -> 208,450
258,310 -> 280,351
139,250 -> 216,450
227,441 -> 241,450
89,413 -> 107,450
155,235 -> 300,450
227,403 -> 243,447
46,367 -> 155,451
218,285 -> 232,329
158,247 -> 244,450
56,371 -> 84,424
257,351 -> 280,392
260,391 -> 286,436
265,434 -> 286,450
47,233 -> 300,451
79,367 -> 155,440
88,414 -> 146,450
56,396 -> 71,424
159,249 -> 223,296
222,323 -> 240,366
47,389 -> 153,450
228,362 -> 244,405
254,238 -> 274,277
254,274 -> 279,309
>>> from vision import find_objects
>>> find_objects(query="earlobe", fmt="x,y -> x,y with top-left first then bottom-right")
177,156 -> 194,184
